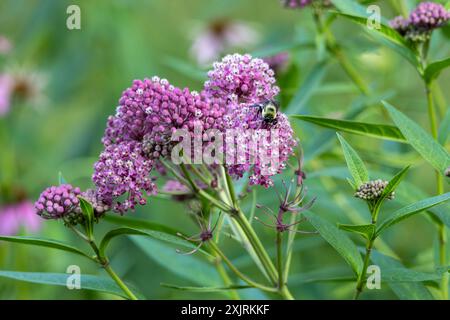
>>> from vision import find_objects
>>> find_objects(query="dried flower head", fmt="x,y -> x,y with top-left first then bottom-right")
176,213 -> 220,255
354,180 -> 395,201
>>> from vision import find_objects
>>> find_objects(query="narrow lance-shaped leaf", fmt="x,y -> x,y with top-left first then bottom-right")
291,115 -> 406,142
377,192 -> 450,235
160,283 -> 254,292
303,211 -> 364,276
0,271 -> 145,299
0,236 -> 94,261
383,101 -> 450,175
338,224 -> 376,240
336,133 -> 369,187
78,197 -> 94,240
335,13 -> 420,69
285,60 -> 329,114
99,227 -> 211,257
424,57 -> 450,83
438,107 -> 450,145
372,165 -> 410,216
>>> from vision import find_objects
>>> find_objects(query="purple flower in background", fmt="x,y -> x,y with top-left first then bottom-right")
0,70 -> 47,117
162,180 -> 193,201
390,16 -> 410,36
281,0 -> 311,8
263,52 -> 290,75
0,36 -> 12,55
190,18 -> 259,65
390,2 -> 450,42
281,0 -> 331,9
409,2 -> 450,31
92,141 -> 157,214
204,53 -> 279,105
0,74 -> 13,116
0,201 -> 41,235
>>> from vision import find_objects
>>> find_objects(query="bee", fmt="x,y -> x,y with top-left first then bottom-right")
251,100 -> 279,124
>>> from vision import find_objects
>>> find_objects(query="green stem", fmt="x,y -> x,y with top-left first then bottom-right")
354,238 -> 374,300
213,254 -> 241,300
234,210 -> 279,284
103,263 -> 138,300
209,241 -> 278,293
276,232 -> 284,290
425,81 -> 447,299
313,10 -> 371,96
69,227 -> 139,300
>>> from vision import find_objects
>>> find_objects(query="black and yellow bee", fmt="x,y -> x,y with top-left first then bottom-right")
251,100 -> 279,124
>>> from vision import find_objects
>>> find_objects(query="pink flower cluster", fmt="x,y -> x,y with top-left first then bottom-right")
34,184 -> 82,222
0,201 -> 40,235
281,0 -> 331,9
204,53 -> 279,104
390,2 -> 450,41
36,53 -> 297,217
224,105 -> 297,187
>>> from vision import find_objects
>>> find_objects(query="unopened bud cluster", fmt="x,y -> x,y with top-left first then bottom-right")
354,180 -> 395,201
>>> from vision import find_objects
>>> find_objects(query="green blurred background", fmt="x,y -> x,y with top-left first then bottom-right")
0,0 -> 449,299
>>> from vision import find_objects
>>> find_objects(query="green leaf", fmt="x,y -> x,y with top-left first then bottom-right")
160,283 -> 253,292
0,235 -> 93,261
78,197 -> 94,239
377,192 -> 450,235
99,227 -> 210,257
424,58 -> 450,83
303,212 -> 363,275
251,41 -> 314,58
163,56 -> 206,82
285,60 -> 329,113
331,0 -> 381,19
336,13 -> 420,69
372,166 -> 410,215
438,107 -> 450,145
338,223 -> 375,240
381,267 -> 446,282
383,101 -> 450,175
130,236 -> 222,287
0,270 -> 144,299
291,115 -> 406,142
58,171 -> 67,185
370,251 -> 434,299
336,133 -> 369,187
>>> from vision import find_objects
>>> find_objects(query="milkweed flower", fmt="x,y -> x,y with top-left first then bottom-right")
409,2 -> 450,31
390,2 -> 450,42
190,18 -> 259,65
34,184 -> 83,224
224,104 -> 297,188
0,200 -> 41,235
92,141 -> 156,214
204,53 -> 279,105
103,77 -> 226,160
263,52 -> 290,75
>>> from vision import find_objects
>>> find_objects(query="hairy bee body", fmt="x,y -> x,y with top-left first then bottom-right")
251,100 -> 279,124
